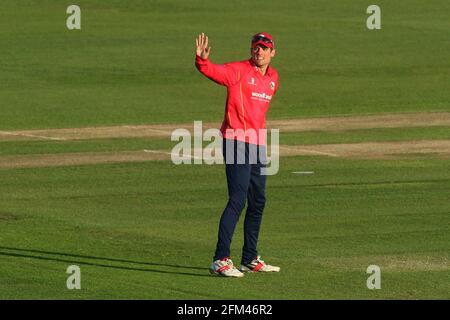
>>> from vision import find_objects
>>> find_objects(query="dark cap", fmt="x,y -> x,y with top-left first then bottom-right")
251,32 -> 274,49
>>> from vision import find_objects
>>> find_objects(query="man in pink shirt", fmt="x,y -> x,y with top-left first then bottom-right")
196,32 -> 281,277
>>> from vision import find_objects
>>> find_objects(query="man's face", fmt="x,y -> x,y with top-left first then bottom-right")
251,45 -> 276,68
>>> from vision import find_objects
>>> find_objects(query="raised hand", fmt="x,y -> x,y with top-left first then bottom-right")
196,33 -> 211,60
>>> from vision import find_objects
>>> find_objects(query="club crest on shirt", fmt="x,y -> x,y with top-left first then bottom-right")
270,81 -> 275,90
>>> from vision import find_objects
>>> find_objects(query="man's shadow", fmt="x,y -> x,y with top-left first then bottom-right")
0,246 -> 210,277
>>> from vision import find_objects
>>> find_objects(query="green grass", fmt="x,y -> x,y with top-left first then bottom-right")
0,126 -> 449,156
279,126 -> 450,145
0,0 -> 449,300
0,0 -> 449,130
0,138 -> 173,156
0,157 -> 449,299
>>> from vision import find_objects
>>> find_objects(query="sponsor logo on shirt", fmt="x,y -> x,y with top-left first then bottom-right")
251,91 -> 272,102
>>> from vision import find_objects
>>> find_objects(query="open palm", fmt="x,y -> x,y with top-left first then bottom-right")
196,33 -> 211,59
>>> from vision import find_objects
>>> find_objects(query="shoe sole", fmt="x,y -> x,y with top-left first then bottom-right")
209,268 -> 244,278
240,266 -> 281,273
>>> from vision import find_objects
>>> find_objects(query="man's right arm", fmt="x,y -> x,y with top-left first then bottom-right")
195,33 -> 239,87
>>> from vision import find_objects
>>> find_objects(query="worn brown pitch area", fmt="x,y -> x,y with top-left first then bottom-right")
1,112 -> 449,169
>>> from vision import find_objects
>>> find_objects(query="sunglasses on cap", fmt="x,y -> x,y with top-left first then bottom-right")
252,35 -> 273,44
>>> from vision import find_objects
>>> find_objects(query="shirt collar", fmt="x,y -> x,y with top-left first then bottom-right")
248,59 -> 273,77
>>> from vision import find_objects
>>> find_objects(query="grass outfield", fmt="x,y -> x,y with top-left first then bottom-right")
0,157 -> 449,299
0,0 -> 449,300
0,0 -> 449,130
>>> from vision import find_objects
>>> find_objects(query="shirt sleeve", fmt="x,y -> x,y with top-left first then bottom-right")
274,79 -> 279,95
195,55 -> 240,87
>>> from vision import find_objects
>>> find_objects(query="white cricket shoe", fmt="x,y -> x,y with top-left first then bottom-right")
209,257 -> 244,278
240,256 -> 280,273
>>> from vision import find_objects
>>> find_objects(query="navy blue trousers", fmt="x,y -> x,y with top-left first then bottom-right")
213,139 -> 267,264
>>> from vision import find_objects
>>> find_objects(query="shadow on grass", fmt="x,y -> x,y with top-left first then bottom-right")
0,246 -> 210,278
